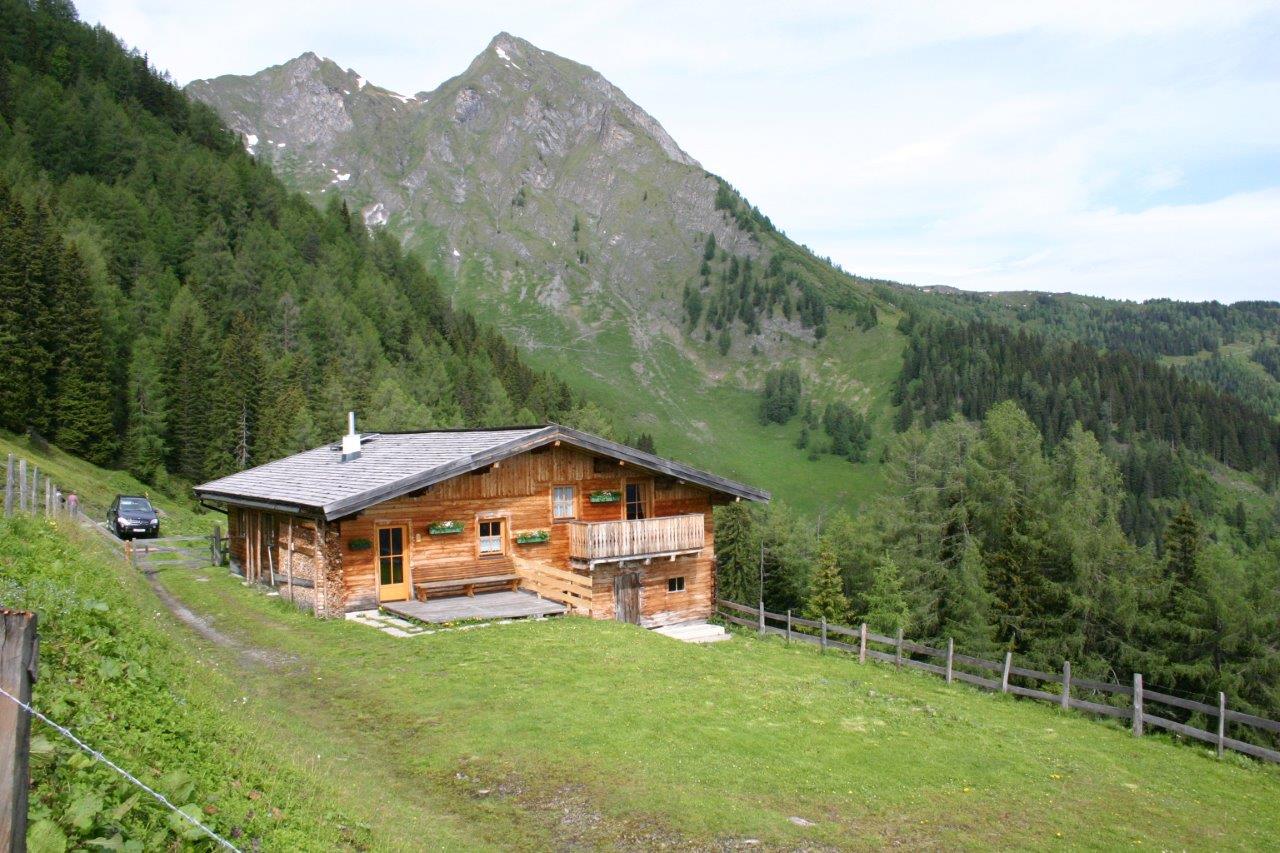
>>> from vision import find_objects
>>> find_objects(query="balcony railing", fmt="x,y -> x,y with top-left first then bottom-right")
568,513 -> 705,565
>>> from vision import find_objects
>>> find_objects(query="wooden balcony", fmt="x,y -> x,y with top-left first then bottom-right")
568,513 -> 705,567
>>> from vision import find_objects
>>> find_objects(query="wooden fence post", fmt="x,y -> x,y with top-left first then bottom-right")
785,609 -> 791,644
44,479 -> 51,516
820,616 -> 827,652
1061,661 -> 1071,710
1,609 -> 38,853
1001,652 -> 1012,693
210,525 -> 221,567
895,627 -> 904,669
757,600 -> 765,637
30,468 -> 38,516
16,460 -> 25,513
3,454 -> 12,518
1217,692 -> 1226,758
1132,673 -> 1144,737
945,638 -> 954,684
859,623 -> 867,664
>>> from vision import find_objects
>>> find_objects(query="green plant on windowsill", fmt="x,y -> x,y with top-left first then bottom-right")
515,529 -> 551,545
428,520 -> 464,535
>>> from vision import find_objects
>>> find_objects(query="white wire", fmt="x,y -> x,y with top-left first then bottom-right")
0,683 -> 240,852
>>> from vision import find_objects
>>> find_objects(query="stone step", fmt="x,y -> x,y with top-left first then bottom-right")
653,621 -> 730,644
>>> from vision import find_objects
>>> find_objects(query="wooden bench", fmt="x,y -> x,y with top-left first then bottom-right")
415,574 -> 520,601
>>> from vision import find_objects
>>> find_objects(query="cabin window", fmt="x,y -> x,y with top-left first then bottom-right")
553,486 -> 576,519
668,576 -> 685,593
478,519 -> 504,555
625,482 -> 649,520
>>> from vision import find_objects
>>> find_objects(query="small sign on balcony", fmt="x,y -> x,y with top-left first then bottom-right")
589,490 -> 621,504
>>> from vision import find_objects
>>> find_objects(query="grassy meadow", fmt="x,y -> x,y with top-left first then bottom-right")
6,508 -> 1275,850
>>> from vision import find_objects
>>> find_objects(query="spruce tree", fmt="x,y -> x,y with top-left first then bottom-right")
203,313 -> 264,478
51,248 -> 117,465
804,541 -> 851,624
714,501 -> 760,604
123,337 -> 168,480
863,554 -> 910,635
161,287 -> 212,481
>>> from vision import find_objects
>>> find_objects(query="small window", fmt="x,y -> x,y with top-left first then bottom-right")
479,519 -> 504,555
625,482 -> 649,520
553,486 -> 576,519
667,576 -> 685,593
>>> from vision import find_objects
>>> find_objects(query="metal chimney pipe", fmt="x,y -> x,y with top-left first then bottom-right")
341,411 -> 361,462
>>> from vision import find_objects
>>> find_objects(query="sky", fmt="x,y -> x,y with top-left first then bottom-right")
76,0 -> 1280,303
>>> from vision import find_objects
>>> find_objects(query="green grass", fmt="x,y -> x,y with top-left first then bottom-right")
147,554 -> 1280,850
0,516 -> 399,850
434,255 -> 906,516
0,431 -> 216,537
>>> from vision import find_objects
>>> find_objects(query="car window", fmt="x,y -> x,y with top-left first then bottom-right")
119,498 -> 153,512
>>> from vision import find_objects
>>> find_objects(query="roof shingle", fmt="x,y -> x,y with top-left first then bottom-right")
194,424 -> 768,519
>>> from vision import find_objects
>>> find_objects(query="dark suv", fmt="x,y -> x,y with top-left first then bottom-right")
107,495 -> 160,540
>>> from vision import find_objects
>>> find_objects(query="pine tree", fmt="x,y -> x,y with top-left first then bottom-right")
804,541 -> 851,624
203,313 -> 264,478
863,554 -> 910,635
51,248 -> 117,465
123,337 -> 168,480
937,537 -> 997,655
161,287 -> 212,481
714,501 -> 760,604
1165,502 -> 1200,584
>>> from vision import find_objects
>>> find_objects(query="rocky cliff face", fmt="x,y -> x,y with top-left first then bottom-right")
188,34 -> 757,299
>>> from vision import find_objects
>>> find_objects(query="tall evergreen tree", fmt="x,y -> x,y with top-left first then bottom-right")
51,247 -> 117,465
804,541 -> 851,624
203,312 -> 264,477
863,554 -> 910,635
123,337 -> 168,480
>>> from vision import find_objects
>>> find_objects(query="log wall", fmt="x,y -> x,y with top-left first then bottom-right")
226,444 -> 724,624
334,444 -> 718,621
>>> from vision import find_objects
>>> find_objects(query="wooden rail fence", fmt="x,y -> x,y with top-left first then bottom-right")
718,599 -> 1280,766
514,557 -> 594,615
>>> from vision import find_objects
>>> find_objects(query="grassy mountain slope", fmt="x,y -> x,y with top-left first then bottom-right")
187,36 -> 898,514
7,496 -> 1278,849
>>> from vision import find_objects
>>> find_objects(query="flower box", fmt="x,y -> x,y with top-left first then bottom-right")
348,537 -> 372,551
515,529 -> 550,545
589,490 -> 621,504
428,520 -> 464,535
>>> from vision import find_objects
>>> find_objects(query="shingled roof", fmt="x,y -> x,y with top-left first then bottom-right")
193,424 -> 769,520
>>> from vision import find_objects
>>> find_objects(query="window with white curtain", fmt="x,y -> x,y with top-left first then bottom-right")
552,486 -> 576,519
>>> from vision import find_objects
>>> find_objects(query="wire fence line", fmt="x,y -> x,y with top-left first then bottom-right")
0,683 -> 240,851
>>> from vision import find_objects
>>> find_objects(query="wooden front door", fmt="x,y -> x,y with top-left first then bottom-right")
377,526 -> 409,602
613,569 -> 641,624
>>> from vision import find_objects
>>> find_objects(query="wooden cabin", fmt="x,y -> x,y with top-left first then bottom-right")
193,423 -> 768,627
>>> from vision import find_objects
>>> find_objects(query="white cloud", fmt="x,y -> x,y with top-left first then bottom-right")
75,0 -> 1280,302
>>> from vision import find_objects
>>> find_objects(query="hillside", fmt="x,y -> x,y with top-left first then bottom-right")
186,36 -> 900,514
187,36 -> 1280,515
0,1 -> 582,508
5,506 -> 1279,849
